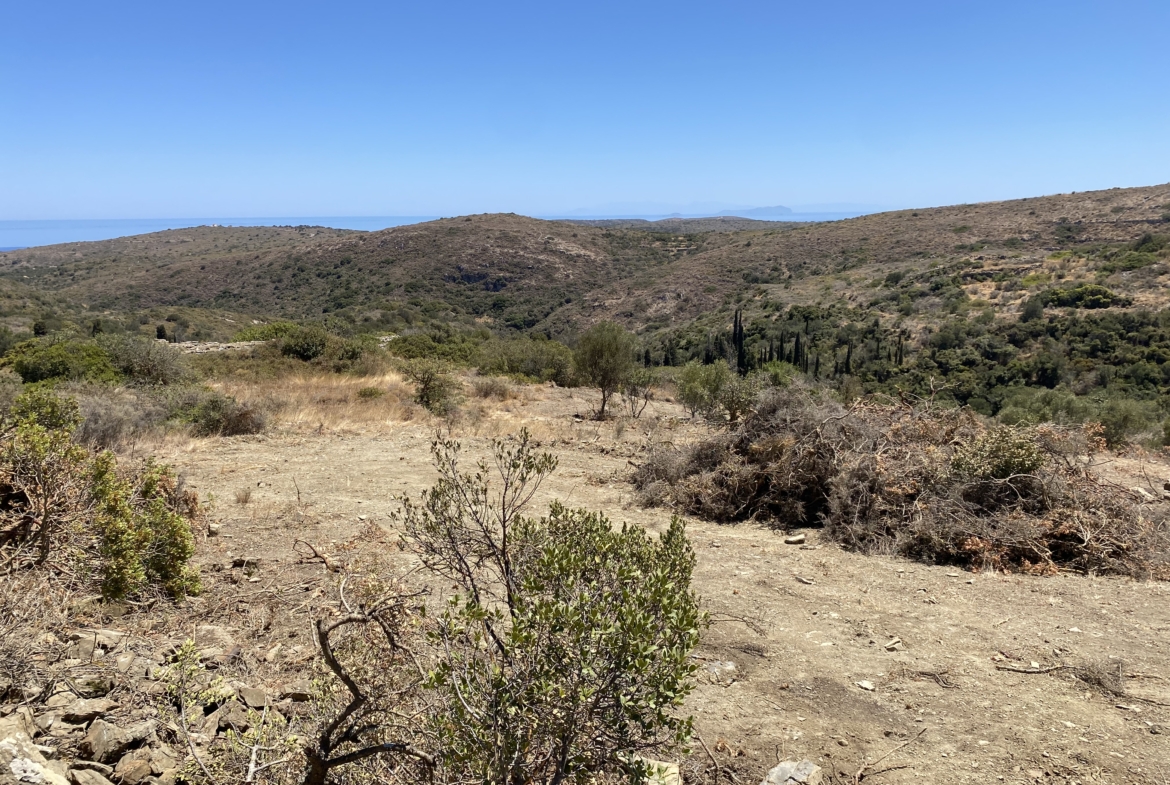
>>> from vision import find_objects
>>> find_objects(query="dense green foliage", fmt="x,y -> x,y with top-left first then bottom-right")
398,432 -> 702,784
574,322 -> 636,418
3,338 -> 119,384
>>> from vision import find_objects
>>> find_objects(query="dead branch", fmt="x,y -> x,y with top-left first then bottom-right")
294,539 -> 340,573
853,726 -> 927,783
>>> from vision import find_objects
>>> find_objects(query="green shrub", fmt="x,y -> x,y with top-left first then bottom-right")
169,388 -> 267,436
280,325 -> 331,361
3,339 -> 119,384
399,358 -> 458,414
718,372 -> 765,423
1041,284 -> 1131,309
356,386 -> 385,399
676,361 -> 730,418
399,432 -> 702,785
474,338 -> 575,386
952,426 -> 1043,480
1,389 -> 199,600
386,332 -> 480,364
97,334 -> 190,386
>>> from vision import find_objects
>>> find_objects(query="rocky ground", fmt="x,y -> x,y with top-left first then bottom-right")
3,383 -> 1169,785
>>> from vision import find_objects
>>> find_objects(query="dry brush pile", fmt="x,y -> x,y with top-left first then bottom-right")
636,386 -> 1170,578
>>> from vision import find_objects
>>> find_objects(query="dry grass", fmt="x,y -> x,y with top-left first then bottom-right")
214,372 -> 419,431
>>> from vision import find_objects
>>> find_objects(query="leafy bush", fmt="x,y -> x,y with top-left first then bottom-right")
620,367 -> 656,418
387,332 -> 481,364
0,388 -> 201,600
97,334 -> 190,385
474,337 -> 575,386
399,358 -> 458,414
574,322 -> 635,419
91,455 -> 201,599
168,387 -> 267,436
3,338 -> 119,384
279,325 -> 331,361
1042,284 -> 1132,309
356,386 -> 385,399
676,361 -> 730,419
952,426 -> 1043,480
396,432 -> 702,784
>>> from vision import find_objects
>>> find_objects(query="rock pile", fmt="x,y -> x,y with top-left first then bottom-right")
0,624 -> 304,785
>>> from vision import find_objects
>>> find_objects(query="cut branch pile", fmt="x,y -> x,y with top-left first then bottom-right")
636,387 -> 1170,578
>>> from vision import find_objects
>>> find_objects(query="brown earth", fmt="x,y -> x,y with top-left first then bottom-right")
152,381 -> 1170,785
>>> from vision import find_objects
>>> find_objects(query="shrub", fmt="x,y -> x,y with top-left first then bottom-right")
0,369 -> 23,415
169,387 -> 267,436
574,322 -> 635,419
356,385 -> 385,400
91,454 -> 201,600
399,358 -> 458,414
1042,284 -> 1132,309
620,367 -> 656,418
387,332 -> 481,364
718,372 -> 765,423
3,338 -> 119,384
0,389 -> 201,600
475,338 -> 575,386
952,426 -> 1043,480
65,383 -> 170,450
676,361 -> 730,419
471,375 -> 512,400
280,325 -> 331,361
391,431 -> 702,785
97,334 -> 190,386
1020,297 -> 1045,322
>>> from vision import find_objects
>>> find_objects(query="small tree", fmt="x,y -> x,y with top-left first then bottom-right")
574,322 -> 635,419
621,367 -> 657,419
676,361 -> 730,419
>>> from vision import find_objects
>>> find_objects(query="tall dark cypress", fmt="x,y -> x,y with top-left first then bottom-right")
844,341 -> 853,375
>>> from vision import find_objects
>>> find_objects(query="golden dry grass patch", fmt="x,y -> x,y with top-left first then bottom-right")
213,372 -> 419,432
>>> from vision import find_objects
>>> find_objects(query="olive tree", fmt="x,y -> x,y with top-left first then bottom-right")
574,322 -> 635,419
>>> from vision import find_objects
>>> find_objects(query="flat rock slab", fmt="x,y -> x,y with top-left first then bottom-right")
762,760 -> 823,785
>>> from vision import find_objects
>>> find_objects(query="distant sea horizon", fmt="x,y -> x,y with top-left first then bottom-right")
0,210 -> 876,251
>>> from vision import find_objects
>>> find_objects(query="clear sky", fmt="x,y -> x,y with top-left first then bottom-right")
3,0 -> 1168,219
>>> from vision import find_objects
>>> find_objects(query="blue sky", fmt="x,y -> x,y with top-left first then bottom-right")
2,0 -> 1168,219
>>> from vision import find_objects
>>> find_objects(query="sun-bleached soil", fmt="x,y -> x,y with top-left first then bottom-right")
159,383 -> 1170,785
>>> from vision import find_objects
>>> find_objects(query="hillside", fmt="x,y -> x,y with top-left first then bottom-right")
1,184 -> 1167,343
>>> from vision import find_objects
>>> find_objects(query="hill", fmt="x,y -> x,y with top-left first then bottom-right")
1,183 -> 1167,345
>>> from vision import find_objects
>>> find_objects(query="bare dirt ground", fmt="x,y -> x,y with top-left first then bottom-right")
157,382 -> 1170,785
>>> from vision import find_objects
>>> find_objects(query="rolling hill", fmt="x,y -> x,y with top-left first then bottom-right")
0,183 -> 1167,343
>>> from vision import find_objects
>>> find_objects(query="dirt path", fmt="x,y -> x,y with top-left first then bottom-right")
160,389 -> 1170,785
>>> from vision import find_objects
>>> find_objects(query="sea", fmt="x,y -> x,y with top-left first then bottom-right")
0,211 -> 872,251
